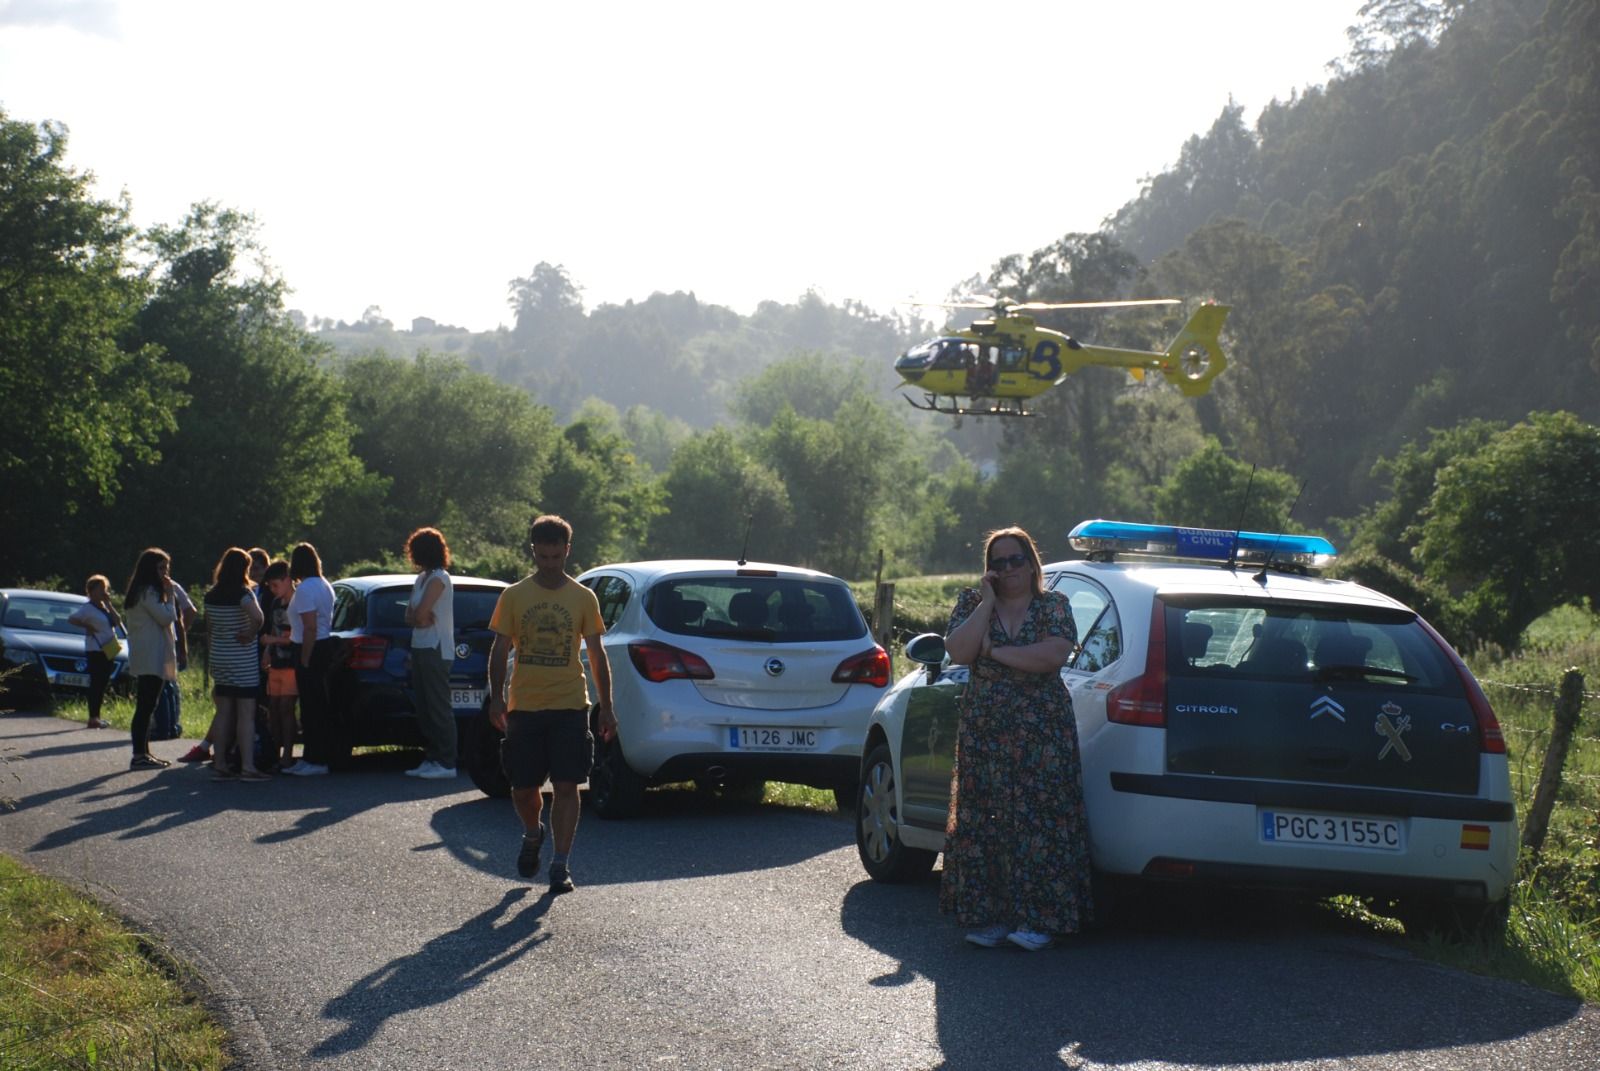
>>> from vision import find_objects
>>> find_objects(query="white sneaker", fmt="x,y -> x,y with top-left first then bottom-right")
416,763 -> 456,780
279,760 -> 304,774
1006,928 -> 1054,952
964,924 -> 1010,948
405,761 -> 436,778
284,761 -> 329,776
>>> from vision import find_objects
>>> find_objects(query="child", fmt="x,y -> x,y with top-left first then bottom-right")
259,560 -> 301,771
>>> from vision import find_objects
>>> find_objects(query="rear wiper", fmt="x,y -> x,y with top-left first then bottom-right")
1314,663 -> 1415,683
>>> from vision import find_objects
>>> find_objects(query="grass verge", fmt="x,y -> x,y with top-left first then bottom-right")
0,852 -> 229,1070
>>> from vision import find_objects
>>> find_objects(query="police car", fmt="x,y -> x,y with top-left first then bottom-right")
854,520 -> 1517,934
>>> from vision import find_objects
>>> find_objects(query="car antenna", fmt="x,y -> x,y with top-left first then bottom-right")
1226,464 -> 1257,571
737,513 -> 753,567
1254,479 -> 1309,585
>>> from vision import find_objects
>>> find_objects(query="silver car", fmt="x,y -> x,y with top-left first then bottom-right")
575,559 -> 890,817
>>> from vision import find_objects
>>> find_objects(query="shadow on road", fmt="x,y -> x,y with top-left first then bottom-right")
840,878 -> 1585,1069
8,722 -> 458,852
312,886 -> 553,1057
428,787 -> 854,884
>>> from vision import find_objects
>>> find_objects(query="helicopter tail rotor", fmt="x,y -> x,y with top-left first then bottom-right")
1157,303 -> 1231,397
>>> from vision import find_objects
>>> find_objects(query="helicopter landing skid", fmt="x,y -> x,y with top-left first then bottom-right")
902,392 -> 1034,417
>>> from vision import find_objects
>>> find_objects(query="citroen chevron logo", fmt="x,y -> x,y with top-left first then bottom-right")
1310,695 -> 1346,722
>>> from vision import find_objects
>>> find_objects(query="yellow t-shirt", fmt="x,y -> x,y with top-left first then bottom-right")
490,575 -> 605,712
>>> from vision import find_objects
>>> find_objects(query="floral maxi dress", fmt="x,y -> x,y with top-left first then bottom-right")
939,587 -> 1094,934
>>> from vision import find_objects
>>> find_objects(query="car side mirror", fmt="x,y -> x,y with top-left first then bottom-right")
904,632 -> 946,665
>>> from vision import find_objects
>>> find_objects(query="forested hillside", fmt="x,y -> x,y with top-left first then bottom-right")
2,0 -> 1594,651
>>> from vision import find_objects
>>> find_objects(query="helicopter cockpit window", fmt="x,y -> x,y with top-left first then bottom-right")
930,339 -> 972,370
999,344 -> 1026,371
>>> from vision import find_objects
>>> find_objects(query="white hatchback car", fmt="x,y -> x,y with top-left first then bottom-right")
575,560 -> 889,817
855,520 -> 1518,934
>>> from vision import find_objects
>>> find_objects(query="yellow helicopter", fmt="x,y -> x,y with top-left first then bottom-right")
894,297 -> 1231,416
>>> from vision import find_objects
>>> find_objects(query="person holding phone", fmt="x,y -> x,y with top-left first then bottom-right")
122,548 -> 179,769
940,525 -> 1092,951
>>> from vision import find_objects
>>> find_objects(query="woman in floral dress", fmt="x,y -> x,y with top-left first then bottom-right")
941,526 -> 1093,950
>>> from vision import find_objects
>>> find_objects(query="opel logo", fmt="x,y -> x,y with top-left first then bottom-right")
764,658 -> 785,677
455,642 -> 471,660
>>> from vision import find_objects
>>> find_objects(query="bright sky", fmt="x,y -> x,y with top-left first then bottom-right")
1,1 -> 1361,331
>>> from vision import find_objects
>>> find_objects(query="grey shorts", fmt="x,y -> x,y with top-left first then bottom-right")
501,708 -> 593,789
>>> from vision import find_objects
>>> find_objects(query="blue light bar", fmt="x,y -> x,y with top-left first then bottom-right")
1067,519 -> 1338,569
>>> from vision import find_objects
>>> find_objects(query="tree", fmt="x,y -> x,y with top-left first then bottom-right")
730,354 -> 877,427
534,413 -> 661,571
0,113 -> 186,579
108,204 -> 365,574
335,351 -> 560,563
1416,412 -> 1600,648
651,428 -> 792,561
1151,439 -> 1301,532
1346,419 -> 1505,565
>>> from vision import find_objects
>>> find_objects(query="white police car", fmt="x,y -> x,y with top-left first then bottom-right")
854,520 -> 1518,934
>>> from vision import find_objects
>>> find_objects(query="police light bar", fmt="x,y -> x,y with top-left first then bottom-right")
1067,520 -> 1338,569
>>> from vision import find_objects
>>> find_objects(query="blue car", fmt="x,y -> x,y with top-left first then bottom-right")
324,574 -> 508,767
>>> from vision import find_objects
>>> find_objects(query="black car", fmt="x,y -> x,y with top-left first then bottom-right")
0,588 -> 130,708
324,574 -> 507,767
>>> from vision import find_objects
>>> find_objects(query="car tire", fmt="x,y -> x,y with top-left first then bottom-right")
855,742 -> 936,883
462,712 -> 510,799
588,733 -> 646,819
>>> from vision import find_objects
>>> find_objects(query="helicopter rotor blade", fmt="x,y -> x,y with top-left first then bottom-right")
1009,298 -> 1181,311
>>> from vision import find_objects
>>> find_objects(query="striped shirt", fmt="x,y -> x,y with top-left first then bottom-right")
205,590 -> 261,688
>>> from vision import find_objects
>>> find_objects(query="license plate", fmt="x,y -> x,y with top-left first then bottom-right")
1261,810 -> 1404,852
728,727 -> 818,752
55,673 -> 90,689
450,687 -> 485,709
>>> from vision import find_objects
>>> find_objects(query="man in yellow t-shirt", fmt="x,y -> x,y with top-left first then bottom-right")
488,514 -> 614,893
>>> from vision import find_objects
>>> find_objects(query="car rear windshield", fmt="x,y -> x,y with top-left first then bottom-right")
1163,596 -> 1460,693
2,597 -> 82,634
645,577 -> 867,643
361,586 -> 504,631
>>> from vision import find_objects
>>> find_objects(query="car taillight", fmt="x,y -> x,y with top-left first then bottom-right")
346,635 -> 389,672
628,641 -> 714,683
1107,599 -> 1167,727
833,646 -> 891,688
1416,616 -> 1506,754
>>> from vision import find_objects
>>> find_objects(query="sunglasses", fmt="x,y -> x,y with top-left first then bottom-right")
987,553 -> 1030,572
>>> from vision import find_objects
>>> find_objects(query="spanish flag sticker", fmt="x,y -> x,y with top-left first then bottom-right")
1461,824 -> 1492,851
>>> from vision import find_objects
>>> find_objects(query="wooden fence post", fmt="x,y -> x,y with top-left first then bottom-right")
1520,668 -> 1586,858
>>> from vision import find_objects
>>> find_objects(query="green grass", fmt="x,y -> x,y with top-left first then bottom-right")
0,853 -> 229,1070
47,667 -> 214,738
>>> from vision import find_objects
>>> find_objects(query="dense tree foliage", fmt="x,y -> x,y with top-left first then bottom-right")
106,205 -> 365,579
1416,412 -> 1600,647
0,113 -> 186,578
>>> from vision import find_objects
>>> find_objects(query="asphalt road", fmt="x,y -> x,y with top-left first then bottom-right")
2,712 -> 1597,1071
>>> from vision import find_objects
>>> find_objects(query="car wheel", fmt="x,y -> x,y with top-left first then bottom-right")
855,742 -> 936,883
588,734 -> 646,819
462,713 -> 510,799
